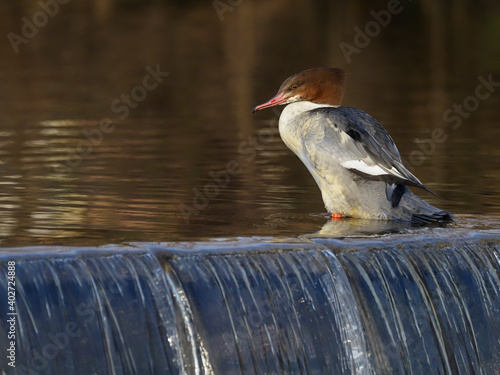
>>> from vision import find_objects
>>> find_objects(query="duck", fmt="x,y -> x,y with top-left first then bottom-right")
252,67 -> 453,223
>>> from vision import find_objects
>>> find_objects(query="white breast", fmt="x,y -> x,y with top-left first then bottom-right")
278,101 -> 336,153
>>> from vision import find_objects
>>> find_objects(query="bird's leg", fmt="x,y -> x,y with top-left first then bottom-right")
331,213 -> 342,220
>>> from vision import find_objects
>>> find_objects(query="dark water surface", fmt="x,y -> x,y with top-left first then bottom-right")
0,1 -> 499,246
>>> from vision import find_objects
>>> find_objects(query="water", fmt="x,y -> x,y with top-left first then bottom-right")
333,240 -> 500,374
1,4 -> 500,370
169,250 -> 370,374
0,1 -> 499,247
0,250 -> 196,374
1,233 -> 499,374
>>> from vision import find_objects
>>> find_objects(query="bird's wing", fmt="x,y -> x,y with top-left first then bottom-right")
341,107 -> 402,161
301,107 -> 433,193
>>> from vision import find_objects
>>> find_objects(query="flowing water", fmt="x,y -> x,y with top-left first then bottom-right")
0,234 -> 499,374
0,1 -> 499,247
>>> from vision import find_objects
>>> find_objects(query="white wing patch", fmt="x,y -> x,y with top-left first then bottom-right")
341,160 -> 386,176
341,159 -> 406,179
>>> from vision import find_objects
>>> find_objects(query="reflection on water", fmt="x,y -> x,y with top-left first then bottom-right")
0,1 -> 499,246
313,218 -> 414,238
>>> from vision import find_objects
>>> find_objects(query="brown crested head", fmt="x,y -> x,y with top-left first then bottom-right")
253,67 -> 346,112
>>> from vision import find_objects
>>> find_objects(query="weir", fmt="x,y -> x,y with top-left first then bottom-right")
1,230 -> 499,374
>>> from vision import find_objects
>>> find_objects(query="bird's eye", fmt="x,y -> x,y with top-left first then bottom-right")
290,84 -> 298,90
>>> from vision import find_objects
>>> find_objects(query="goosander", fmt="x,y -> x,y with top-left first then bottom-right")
253,67 -> 453,223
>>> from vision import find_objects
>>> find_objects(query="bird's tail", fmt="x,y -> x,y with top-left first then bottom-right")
399,187 -> 454,225
411,210 -> 454,225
